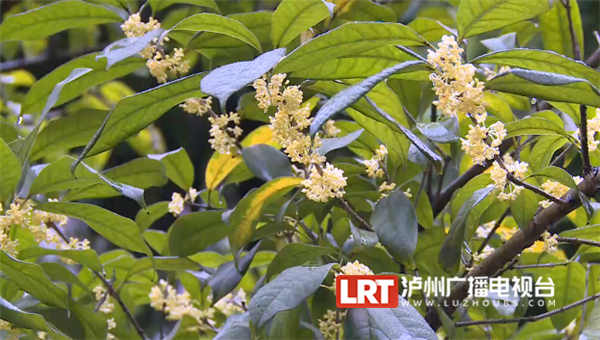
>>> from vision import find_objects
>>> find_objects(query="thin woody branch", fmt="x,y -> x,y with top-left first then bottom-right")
338,197 -> 374,232
580,105 -> 592,174
557,236 -> 600,248
425,168 -> 600,330
455,291 -> 600,327
562,0 -> 582,60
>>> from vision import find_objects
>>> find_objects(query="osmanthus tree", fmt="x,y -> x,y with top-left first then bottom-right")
2,0 -> 600,339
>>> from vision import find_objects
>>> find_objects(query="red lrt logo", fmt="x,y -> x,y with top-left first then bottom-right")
336,275 -> 399,308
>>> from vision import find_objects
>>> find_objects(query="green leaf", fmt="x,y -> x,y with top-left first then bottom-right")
329,0 -> 395,27
168,13 -> 261,51
18,247 -> 102,271
0,0 -> 122,42
39,262 -> 92,297
241,145 -> 292,182
22,55 -> 143,116
408,18 -> 454,43
547,262 -> 586,330
30,109 -> 108,161
0,251 -> 106,339
484,92 -> 515,123
149,0 -> 220,13
350,220 -> 378,250
265,244 -> 335,281
539,0 -> 584,59
96,29 -> 164,69
29,156 -> 100,196
0,139 -> 20,202
148,148 -> 194,190
509,176 -> 539,229
416,119 -> 459,143
249,264 -> 334,330
371,191 -> 418,268
214,313 -> 251,340
271,0 -> 331,48
0,297 -> 70,340
505,117 -> 573,140
480,33 -> 516,51
473,49 -> 600,84
168,211 -> 228,257
582,302 -> 600,339
73,72 -> 206,163
36,202 -> 152,257
228,177 -> 303,256
457,0 -> 550,40
310,61 -> 429,134
529,166 -> 578,190
144,230 -> 168,255
0,122 -> 19,143
528,136 -> 568,172
274,22 -> 427,75
200,48 -> 286,110
317,129 -> 364,156
345,305 -> 437,340
125,256 -> 199,280
486,69 -> 600,107
208,243 -> 260,304
440,186 -> 494,273
135,201 -> 169,231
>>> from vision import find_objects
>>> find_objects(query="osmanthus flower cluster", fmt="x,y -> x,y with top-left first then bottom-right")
574,108 -> 600,151
539,177 -> 583,208
92,286 -> 117,340
253,74 -> 347,202
489,157 -> 529,201
168,188 -> 199,217
121,13 -> 189,83
0,200 -> 88,259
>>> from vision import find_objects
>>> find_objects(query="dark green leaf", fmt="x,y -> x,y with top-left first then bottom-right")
18,247 -> 102,271
371,190 -> 418,268
547,262 -> 585,330
265,244 -> 335,281
0,0 -> 122,42
505,117 -> 573,140
208,243 -> 260,303
29,156 -> 100,196
457,0 -> 550,40
509,177 -> 539,229
214,312 -> 251,340
416,119 -> 459,143
148,148 -> 194,190
149,0 -> 220,13
0,139 -> 20,202
200,48 -> 286,111
0,298 -> 70,340
249,264 -> 334,330
168,211 -> 228,257
96,29 -> 164,69
317,129 -> 364,156
39,262 -> 92,297
36,202 -> 152,257
529,166 -> 578,190
135,201 -> 169,231
241,145 -> 292,182
271,0 -> 331,48
349,220 -> 378,250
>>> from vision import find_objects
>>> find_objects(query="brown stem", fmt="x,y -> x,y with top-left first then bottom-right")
511,262 -> 570,269
455,291 -> 600,327
562,0 -> 581,60
557,236 -> 600,248
338,197 -> 374,232
580,105 -> 592,174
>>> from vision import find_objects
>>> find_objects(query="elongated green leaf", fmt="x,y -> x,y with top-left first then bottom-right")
208,243 -> 260,304
505,117 -> 573,139
582,302 -> 600,339
169,13 -> 261,51
539,0 -> 584,59
0,122 -> 18,143
265,244 -> 335,281
310,61 -> 428,134
97,29 -> 164,69
18,247 -> 102,271
200,48 -> 286,110
345,305 -> 437,340
371,190 -> 418,268
484,92 -> 515,123
486,69 -> 600,107
457,0 -> 550,40
547,262 -> 586,330
168,211 -> 228,257
241,145 -> 292,182
529,166 -> 578,190
214,313 -> 251,340
36,202 -> 152,257
228,177 -> 303,256
510,176 -> 539,229
149,0 -> 220,13
22,55 -> 142,116
29,156 -> 100,195
148,148 -> 194,190
0,0 -> 122,42
271,0 -> 331,47
125,256 -> 200,280
473,49 -> 600,84
0,251 -> 106,339
73,73 -> 206,165
0,139 -> 20,202
529,136 -> 568,172
39,262 -> 92,297
17,68 -> 93,164
317,129 -> 364,156
408,18 -> 454,43
249,264 -> 334,330
135,201 -> 169,231
0,298 -> 70,340
416,120 -> 458,143
440,186 -> 494,273
30,109 -> 107,161
274,22 -> 427,74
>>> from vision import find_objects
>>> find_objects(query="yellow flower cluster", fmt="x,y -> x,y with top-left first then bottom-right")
121,13 -> 160,38
575,108 -> 600,152
0,320 -> 21,340
541,231 -> 558,254
93,286 -> 115,314
168,188 -> 199,217
539,177 -> 583,208
180,97 -> 213,116
490,160 -> 528,201
208,112 -> 243,155
107,318 -> 117,340
324,120 -> 340,137
340,260 -> 374,276
253,74 -> 347,202
473,245 -> 494,264
149,280 -> 216,332
461,120 -> 506,165
212,289 -> 246,317
365,145 -> 387,178
319,310 -> 345,340
483,66 -> 511,81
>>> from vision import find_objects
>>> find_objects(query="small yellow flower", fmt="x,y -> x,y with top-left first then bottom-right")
301,164 -> 347,202
324,120 -> 341,137
319,309 -> 345,340
208,112 -> 243,155
541,231 -> 558,254
168,192 -> 185,217
180,97 -> 212,116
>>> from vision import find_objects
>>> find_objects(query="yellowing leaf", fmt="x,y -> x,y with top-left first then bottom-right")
228,177 -> 303,255
205,125 -> 277,190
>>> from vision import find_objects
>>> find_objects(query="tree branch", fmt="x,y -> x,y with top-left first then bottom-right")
580,105 -> 592,174
562,0 -> 581,60
557,236 -> 600,248
425,167 -> 600,330
511,262 -> 570,269
338,197 -> 374,232
455,290 -> 600,327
